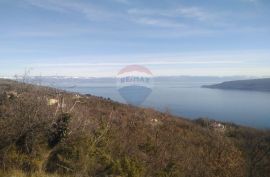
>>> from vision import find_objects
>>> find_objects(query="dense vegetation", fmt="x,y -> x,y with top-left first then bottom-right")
0,79 -> 269,177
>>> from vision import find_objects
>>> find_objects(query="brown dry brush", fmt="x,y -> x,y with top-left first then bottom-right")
0,80 -> 269,177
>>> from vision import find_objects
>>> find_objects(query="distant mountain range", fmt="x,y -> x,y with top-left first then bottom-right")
202,78 -> 270,92
1,75 -> 256,84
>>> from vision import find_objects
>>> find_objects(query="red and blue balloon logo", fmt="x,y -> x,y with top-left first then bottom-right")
117,65 -> 153,105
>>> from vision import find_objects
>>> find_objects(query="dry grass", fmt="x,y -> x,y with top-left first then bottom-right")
0,79 -> 269,177
0,170 -> 66,177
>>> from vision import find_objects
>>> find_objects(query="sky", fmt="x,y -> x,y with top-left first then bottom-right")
0,0 -> 270,77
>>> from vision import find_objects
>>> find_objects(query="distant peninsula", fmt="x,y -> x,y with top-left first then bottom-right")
202,78 -> 270,92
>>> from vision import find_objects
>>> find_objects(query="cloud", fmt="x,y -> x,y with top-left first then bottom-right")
126,5 -> 217,29
30,49 -> 270,68
133,17 -> 186,28
3,50 -> 270,77
241,0 -> 258,3
25,0 -> 115,20
25,0 -> 67,12
1,22 -> 96,38
14,0 -> 270,39
127,6 -> 213,22
175,6 -> 212,21
27,0 -> 212,26
112,0 -> 130,4
239,0 -> 262,5
32,60 -> 243,68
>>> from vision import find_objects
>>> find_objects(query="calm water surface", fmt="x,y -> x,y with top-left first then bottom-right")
63,81 -> 270,129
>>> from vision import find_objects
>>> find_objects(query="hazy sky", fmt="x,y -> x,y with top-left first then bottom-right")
0,0 -> 270,77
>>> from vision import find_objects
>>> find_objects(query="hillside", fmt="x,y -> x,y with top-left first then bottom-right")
202,78 -> 270,92
0,79 -> 270,177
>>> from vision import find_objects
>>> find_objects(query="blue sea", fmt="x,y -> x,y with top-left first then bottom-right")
56,78 -> 270,129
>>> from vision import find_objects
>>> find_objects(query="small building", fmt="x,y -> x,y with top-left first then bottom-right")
73,94 -> 82,99
210,122 -> 226,131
